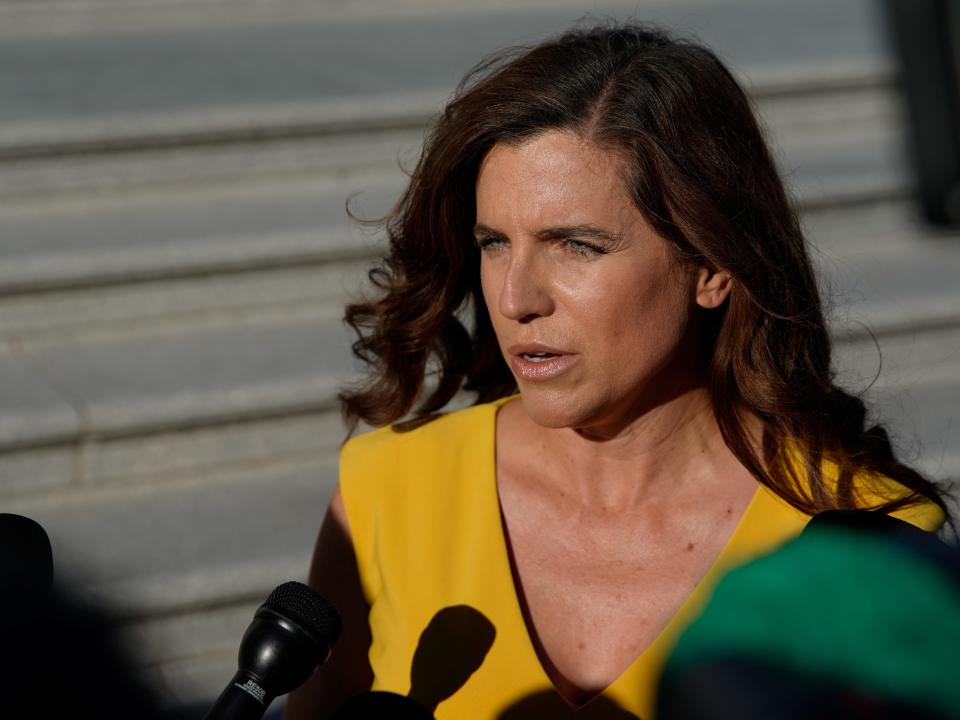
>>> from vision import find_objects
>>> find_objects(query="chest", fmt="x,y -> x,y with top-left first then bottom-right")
496,473 -> 747,703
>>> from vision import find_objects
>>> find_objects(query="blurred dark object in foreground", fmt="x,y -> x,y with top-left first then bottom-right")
657,510 -> 960,719
0,582 -> 167,719
887,0 -> 960,226
0,512 -> 191,718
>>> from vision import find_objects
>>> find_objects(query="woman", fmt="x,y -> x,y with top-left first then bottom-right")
285,23 -> 950,720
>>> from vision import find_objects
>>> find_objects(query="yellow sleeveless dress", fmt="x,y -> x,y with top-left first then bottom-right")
338,396 -> 944,719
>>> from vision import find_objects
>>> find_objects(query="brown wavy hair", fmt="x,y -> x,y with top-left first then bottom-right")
340,23 -> 951,520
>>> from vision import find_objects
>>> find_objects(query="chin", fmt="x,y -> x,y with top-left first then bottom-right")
515,385 -> 600,430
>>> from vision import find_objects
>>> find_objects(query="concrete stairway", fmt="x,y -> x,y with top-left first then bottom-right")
0,0 -> 957,711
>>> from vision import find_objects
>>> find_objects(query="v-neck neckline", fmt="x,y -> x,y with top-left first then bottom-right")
483,395 -> 765,711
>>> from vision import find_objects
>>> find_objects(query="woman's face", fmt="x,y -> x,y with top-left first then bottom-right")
476,130 -> 727,435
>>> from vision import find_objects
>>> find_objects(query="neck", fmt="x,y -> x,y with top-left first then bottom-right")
512,386 -> 740,513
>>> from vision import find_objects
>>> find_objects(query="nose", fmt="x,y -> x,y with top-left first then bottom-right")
498,249 -> 554,322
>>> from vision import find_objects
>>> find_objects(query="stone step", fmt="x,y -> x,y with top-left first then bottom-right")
0,260 -> 371,341
0,76 -> 905,202
833,326 -> 960,485
0,0 -> 892,51
2,457 -> 338,619
0,170 -> 399,295
0,262 -> 365,493
805,199 -> 960,336
0,125 -> 420,201
0,306 -> 354,468
0,0 -> 887,151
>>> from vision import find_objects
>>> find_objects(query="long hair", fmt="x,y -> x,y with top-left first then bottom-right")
340,23 -> 951,519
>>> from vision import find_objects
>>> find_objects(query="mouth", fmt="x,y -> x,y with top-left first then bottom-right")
507,345 -> 577,381
519,351 -> 560,363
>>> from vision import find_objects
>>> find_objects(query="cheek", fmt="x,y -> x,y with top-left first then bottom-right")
588,271 -> 691,356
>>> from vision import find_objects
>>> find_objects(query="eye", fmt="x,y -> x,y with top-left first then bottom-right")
476,236 -> 508,253
564,239 -> 606,256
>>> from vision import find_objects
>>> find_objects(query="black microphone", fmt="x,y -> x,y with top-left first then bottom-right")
0,513 -> 53,621
204,581 -> 343,720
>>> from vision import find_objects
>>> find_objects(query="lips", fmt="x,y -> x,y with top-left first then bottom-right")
507,343 -> 578,382
507,343 -> 566,356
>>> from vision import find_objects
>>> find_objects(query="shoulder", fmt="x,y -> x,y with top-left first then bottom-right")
854,473 -> 947,532
826,454 -> 947,531
340,399 -> 501,476
339,397 -> 512,503
780,442 -> 948,532
761,474 -> 947,534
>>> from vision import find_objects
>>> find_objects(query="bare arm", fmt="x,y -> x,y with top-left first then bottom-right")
284,486 -> 373,719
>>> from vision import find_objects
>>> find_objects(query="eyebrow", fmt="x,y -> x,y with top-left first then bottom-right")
473,223 -> 623,245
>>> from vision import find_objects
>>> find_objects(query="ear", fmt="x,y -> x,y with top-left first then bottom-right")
694,265 -> 733,309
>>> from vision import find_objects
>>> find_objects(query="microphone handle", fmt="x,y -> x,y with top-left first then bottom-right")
204,670 -> 275,720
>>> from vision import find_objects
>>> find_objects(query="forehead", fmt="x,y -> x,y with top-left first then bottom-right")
475,131 -> 634,224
